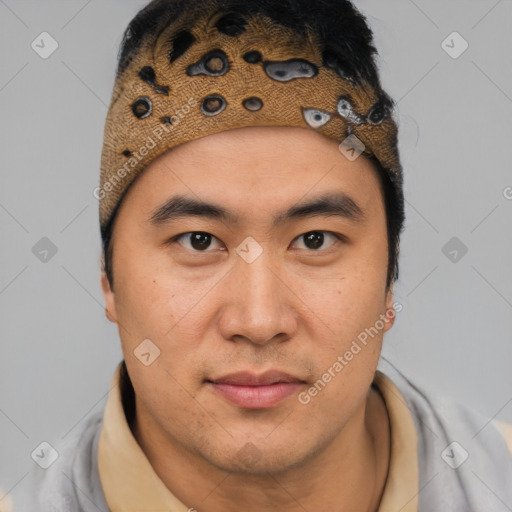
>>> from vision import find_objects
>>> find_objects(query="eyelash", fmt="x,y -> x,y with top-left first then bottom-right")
168,231 -> 345,253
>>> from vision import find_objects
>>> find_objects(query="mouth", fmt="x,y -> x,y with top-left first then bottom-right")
206,370 -> 306,409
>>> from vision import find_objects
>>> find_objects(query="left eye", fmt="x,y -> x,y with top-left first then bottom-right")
291,231 -> 340,251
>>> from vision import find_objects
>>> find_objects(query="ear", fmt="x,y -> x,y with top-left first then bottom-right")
382,286 -> 396,333
101,271 -> 118,323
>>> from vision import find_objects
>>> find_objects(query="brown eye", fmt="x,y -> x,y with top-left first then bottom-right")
174,232 -> 223,252
305,232 -> 324,250
292,231 -> 339,251
190,233 -> 212,251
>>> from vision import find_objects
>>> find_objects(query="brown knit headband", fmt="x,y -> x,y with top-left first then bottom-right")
98,1 -> 402,231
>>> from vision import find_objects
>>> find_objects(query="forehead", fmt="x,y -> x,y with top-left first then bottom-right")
118,126 -> 384,223
145,125 -> 377,181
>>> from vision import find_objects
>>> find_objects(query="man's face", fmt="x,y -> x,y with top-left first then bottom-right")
102,126 -> 394,474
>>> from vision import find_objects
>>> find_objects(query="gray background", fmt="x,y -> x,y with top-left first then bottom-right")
1,0 -> 511,503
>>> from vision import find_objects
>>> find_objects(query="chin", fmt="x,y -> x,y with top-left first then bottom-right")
193,432 -> 330,476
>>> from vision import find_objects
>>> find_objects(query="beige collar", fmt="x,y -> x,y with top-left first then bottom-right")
98,363 -> 189,511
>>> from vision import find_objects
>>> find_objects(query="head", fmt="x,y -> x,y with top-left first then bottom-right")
98,0 -> 405,475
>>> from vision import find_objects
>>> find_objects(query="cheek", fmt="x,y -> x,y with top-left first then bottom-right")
307,253 -> 387,342
114,270 -> 172,338
110,243 -> 178,366
112,246 -> 218,383
114,237 -> 212,325
113,232 -> 177,320
299,249 -> 388,393
298,276 -> 386,416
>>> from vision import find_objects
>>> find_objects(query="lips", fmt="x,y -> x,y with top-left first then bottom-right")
207,370 -> 305,409
210,370 -> 302,386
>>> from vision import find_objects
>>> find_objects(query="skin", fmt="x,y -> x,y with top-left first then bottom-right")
101,126 -> 395,512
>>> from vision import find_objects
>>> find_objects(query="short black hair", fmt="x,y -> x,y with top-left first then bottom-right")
116,0 -> 382,90
101,0 -> 405,291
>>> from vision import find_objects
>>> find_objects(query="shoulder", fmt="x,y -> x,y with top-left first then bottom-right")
377,360 -> 512,460
376,360 -> 512,509
9,409 -> 107,511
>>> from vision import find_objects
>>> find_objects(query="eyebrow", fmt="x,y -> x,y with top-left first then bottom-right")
149,192 -> 366,227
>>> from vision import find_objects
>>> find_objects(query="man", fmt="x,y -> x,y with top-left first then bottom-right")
9,0 -> 512,510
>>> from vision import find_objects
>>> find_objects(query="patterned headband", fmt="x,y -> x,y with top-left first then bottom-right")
98,0 -> 402,231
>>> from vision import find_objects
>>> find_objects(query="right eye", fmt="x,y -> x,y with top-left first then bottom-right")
171,231 -> 225,252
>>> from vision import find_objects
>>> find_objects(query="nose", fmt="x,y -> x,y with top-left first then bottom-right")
218,250 -> 298,346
